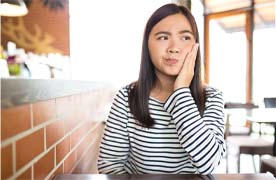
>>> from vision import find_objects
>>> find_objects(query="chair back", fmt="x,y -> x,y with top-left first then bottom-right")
264,98 -> 276,108
224,103 -> 259,138
224,102 -> 258,109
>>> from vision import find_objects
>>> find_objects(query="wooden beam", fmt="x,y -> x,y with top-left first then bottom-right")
204,15 -> 210,84
205,7 -> 251,19
245,2 -> 254,103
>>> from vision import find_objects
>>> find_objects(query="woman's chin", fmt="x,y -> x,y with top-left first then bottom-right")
165,71 -> 180,77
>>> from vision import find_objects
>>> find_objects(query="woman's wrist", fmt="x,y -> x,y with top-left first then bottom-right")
174,84 -> 190,91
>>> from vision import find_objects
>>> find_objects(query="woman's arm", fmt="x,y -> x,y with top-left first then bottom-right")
164,87 -> 225,174
97,89 -> 130,174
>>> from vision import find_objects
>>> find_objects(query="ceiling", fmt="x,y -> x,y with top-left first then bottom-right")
203,0 -> 275,32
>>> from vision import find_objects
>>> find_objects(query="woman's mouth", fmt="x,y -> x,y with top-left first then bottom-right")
165,58 -> 178,65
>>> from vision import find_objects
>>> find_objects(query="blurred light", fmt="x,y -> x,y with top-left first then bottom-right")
0,0 -> 28,17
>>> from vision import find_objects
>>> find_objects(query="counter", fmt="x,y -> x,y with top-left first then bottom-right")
1,78 -> 110,108
1,78 -> 116,179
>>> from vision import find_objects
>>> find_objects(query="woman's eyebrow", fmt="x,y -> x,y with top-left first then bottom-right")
179,30 -> 194,35
154,31 -> 171,36
154,30 -> 193,36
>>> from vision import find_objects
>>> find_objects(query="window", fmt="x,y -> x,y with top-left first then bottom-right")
204,0 -> 275,103
253,28 -> 276,105
208,14 -> 247,102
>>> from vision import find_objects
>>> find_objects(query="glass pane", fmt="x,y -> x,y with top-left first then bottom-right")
208,14 -> 247,103
253,27 -> 276,105
253,2 -> 275,105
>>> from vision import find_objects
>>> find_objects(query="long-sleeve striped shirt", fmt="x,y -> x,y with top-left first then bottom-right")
97,86 -> 225,174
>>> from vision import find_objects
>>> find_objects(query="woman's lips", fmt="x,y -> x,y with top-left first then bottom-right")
165,58 -> 178,65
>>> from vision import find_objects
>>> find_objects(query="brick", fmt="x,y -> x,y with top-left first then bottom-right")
74,122 -> 102,159
33,99 -> 56,126
83,143 -> 99,173
16,129 -> 44,170
73,123 -> 104,174
70,124 -> 90,149
46,120 -> 64,148
73,134 -> 102,174
76,123 -> 99,157
49,164 -> 63,180
1,144 -> 13,179
76,133 -> 91,160
17,167 -> 32,179
1,105 -> 31,140
56,136 -> 70,164
64,115 -> 80,134
64,151 -> 76,173
56,96 -> 74,118
34,149 -> 55,180
71,94 -> 82,108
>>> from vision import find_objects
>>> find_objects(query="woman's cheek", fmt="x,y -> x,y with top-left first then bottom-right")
184,42 -> 194,51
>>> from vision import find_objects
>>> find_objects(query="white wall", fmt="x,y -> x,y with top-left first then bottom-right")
69,0 -> 171,87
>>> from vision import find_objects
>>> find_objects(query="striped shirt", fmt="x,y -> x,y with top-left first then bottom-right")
98,86 -> 225,174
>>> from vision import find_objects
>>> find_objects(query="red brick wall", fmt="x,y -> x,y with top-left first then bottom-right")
1,89 -> 115,179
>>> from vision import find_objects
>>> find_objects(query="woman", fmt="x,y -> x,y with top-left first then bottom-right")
98,3 -> 225,174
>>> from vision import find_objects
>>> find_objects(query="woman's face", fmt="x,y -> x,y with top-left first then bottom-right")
148,13 -> 196,77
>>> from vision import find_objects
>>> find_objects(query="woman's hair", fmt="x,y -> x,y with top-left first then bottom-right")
129,3 -> 205,128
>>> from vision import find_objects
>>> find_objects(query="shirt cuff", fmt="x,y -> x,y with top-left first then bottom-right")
163,87 -> 192,114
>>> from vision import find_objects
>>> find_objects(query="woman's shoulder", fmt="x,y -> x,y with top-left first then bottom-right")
115,85 -> 129,97
116,83 -> 135,98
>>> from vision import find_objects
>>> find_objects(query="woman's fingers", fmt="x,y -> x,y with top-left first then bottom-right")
188,43 -> 199,70
174,43 -> 199,90
181,43 -> 199,74
188,43 -> 199,63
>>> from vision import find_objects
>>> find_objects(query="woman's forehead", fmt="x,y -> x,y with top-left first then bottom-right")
151,14 -> 193,34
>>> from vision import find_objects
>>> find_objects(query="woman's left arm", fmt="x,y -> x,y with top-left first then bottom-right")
164,87 -> 225,174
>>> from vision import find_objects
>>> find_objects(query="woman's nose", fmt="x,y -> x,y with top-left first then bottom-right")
167,39 -> 180,54
168,47 -> 180,54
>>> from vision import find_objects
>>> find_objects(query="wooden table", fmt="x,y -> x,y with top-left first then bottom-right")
54,173 -> 275,180
226,108 -> 276,156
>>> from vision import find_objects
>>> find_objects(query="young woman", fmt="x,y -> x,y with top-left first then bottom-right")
97,3 -> 225,174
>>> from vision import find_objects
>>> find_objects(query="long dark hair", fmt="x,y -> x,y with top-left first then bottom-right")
129,3 -> 205,128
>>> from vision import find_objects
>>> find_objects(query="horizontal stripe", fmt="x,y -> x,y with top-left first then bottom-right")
98,86 -> 225,174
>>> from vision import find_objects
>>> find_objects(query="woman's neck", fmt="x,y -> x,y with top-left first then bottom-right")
150,72 -> 176,102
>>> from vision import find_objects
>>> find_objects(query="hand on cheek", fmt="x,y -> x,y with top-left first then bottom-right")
174,43 -> 199,90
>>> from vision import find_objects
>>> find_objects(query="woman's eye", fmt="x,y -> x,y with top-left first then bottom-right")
157,36 -> 168,40
182,36 -> 191,41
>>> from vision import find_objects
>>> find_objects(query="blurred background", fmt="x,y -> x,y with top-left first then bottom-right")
1,0 -> 276,175
1,0 -> 275,104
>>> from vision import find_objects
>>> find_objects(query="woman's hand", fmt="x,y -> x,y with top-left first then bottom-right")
174,43 -> 199,90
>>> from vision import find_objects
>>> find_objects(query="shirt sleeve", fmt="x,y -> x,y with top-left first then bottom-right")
97,88 -> 130,174
163,87 -> 225,174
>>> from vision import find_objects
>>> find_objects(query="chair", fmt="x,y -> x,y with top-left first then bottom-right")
224,102 -> 258,137
226,136 -> 273,172
225,103 -> 274,173
260,156 -> 276,177
259,98 -> 276,135
264,98 -> 276,108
